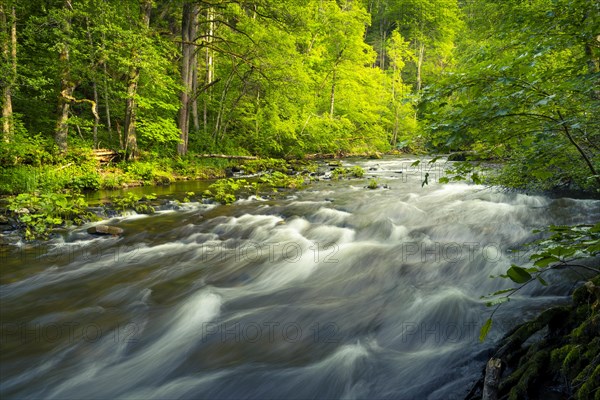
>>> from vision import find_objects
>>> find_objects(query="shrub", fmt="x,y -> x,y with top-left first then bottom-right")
7,191 -> 94,240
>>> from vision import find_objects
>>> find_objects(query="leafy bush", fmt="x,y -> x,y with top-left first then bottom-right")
0,166 -> 40,194
123,161 -> 175,185
7,191 -> 93,240
259,171 -> 304,189
242,158 -> 289,174
349,166 -> 365,178
110,192 -> 157,214
203,178 -> 247,204
331,166 -> 365,180
331,167 -> 346,180
100,170 -> 131,189
0,131 -> 57,167
66,171 -> 101,191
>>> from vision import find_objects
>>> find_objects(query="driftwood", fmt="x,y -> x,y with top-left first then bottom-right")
194,154 -> 258,160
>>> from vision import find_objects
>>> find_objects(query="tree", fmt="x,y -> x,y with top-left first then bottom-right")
54,0 -> 74,153
123,0 -> 152,160
177,1 -> 198,156
0,2 -> 16,142
387,29 -> 417,147
426,0 -> 600,190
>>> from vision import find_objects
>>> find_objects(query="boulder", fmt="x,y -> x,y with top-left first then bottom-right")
87,225 -> 124,236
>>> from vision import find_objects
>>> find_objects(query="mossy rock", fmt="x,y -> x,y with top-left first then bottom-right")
469,276 -> 600,399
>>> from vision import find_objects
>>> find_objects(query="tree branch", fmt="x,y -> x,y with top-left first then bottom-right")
61,89 -> 99,121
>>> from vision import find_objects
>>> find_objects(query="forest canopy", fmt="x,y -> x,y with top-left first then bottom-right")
1,0 -> 598,192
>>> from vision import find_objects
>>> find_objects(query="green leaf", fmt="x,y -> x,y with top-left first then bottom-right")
587,241 -> 600,253
479,318 -> 492,342
486,288 -> 516,297
548,246 -> 575,257
507,264 -> 532,283
485,297 -> 510,307
533,256 -> 559,268
537,276 -> 548,286
411,160 -> 421,167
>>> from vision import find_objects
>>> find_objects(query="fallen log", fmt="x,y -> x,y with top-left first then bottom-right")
92,149 -> 118,163
194,154 -> 258,160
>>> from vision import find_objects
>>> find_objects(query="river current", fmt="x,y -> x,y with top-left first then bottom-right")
1,157 -> 598,399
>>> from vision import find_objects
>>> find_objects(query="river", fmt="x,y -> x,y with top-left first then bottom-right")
1,156 -> 598,399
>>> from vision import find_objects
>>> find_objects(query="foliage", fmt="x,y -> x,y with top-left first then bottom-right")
6,191 -> 93,240
203,178 -> 247,205
182,191 -> 195,203
368,178 -> 379,189
3,0 -> 428,160
242,159 -> 289,174
258,171 -> 305,190
349,166 -> 365,178
479,223 -> 600,341
331,166 -> 365,180
110,192 -> 156,214
0,130 -> 57,167
425,0 -> 600,192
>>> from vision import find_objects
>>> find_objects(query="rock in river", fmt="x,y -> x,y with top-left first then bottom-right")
87,225 -> 124,236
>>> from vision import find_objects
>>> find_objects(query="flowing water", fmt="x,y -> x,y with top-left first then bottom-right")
1,157 -> 598,399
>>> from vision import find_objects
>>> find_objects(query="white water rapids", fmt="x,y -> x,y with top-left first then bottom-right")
1,157 -> 598,399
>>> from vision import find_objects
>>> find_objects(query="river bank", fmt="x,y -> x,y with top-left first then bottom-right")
0,156 -> 363,241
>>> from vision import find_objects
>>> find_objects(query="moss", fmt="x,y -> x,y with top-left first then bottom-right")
507,350 -> 550,400
472,276 -> 600,400
575,364 -> 600,400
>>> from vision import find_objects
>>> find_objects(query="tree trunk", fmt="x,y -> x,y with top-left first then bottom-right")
124,54 -> 139,159
213,68 -> 236,143
1,4 -> 16,142
124,0 -> 152,160
194,154 -> 258,160
86,18 -> 100,148
379,16 -> 386,70
203,6 -> 215,135
55,0 -> 74,154
416,42 -> 424,92
177,2 -> 195,156
103,60 -> 112,138
191,57 -> 200,131
329,69 -> 336,118
92,81 -> 99,148
585,35 -> 600,100
391,64 -> 398,147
